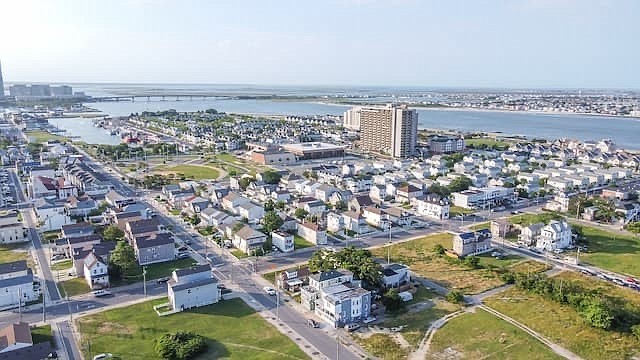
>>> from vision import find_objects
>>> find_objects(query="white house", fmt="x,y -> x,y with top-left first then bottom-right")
363,207 -> 387,229
233,225 -> 267,254
83,252 -> 109,290
0,211 -> 27,244
416,195 -> 450,220
168,265 -> 220,312
238,202 -> 265,223
271,231 -> 294,252
221,192 -> 250,214
0,261 -> 37,309
297,222 -> 327,245
382,263 -> 411,289
536,220 -> 572,251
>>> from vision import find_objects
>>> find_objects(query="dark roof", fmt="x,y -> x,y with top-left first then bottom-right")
127,218 -> 160,234
0,341 -> 51,360
0,260 -> 28,275
313,269 -> 349,282
135,232 -> 174,248
170,277 -> 218,292
55,234 -> 102,247
0,271 -> 33,288
61,222 -> 93,233
175,264 -> 211,278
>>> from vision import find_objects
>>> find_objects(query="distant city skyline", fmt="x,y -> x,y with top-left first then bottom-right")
1,0 -> 638,89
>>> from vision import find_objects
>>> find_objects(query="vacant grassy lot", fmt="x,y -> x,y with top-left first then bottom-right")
468,222 -> 490,231
449,205 -> 474,217
51,259 -> 73,271
485,275 -> 640,360
42,230 -> 61,243
155,164 -> 220,180
76,298 -> 308,360
429,308 -> 562,360
465,138 -> 510,149
293,234 -> 314,249
371,233 -> 539,294
0,244 -> 30,264
58,277 -> 90,298
114,258 -> 197,286
231,249 -> 249,259
509,212 -> 563,226
25,130 -> 69,144
382,298 -> 461,346
355,333 -> 409,360
572,224 -> 640,277
31,324 -> 53,346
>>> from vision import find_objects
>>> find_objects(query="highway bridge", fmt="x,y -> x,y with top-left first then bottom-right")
88,94 -> 234,102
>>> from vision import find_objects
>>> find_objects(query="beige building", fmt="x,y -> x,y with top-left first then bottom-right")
343,107 -> 361,130
358,104 -> 418,158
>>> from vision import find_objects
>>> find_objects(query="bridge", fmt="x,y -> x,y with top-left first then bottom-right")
88,94 -> 234,102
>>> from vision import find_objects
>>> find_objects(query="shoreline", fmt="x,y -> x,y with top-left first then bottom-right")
412,106 -> 640,120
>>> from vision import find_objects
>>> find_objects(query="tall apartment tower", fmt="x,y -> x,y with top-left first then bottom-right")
359,104 -> 418,158
343,106 -> 362,130
0,60 -> 4,98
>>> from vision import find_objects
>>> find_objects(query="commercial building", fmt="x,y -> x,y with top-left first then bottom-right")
451,186 -> 516,209
343,107 -> 361,130
282,142 -> 345,160
429,135 -> 465,154
358,104 -> 418,158
251,148 -> 296,165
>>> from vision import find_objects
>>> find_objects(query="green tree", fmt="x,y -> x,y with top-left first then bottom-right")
264,199 -> 275,212
262,211 -> 284,233
381,289 -> 403,313
275,200 -> 286,210
448,176 -> 473,192
428,183 -> 451,197
432,244 -> 445,255
109,241 -> 137,276
463,255 -> 480,269
103,225 -> 124,242
631,324 -> 640,340
308,249 -> 337,272
154,331 -> 208,360
627,222 -> 640,235
294,208 -> 309,220
446,290 -> 464,304
238,177 -> 254,191
261,170 -> 282,185
579,298 -> 614,330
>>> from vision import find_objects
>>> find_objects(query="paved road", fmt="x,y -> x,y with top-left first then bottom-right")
8,169 -> 62,303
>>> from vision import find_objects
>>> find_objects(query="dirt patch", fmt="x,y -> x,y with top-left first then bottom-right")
429,347 -> 464,360
96,322 -> 133,335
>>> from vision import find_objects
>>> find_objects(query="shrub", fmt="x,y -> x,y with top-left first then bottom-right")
381,289 -> 404,313
446,290 -> 464,304
154,331 -> 208,360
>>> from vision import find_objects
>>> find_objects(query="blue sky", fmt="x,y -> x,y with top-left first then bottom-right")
0,0 -> 638,88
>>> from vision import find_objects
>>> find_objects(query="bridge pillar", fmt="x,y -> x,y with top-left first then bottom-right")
176,96 -> 180,101
147,96 -> 150,102
162,96 -> 165,101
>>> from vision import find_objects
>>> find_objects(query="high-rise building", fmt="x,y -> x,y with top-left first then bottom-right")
343,107 -> 361,130
0,60 -> 4,98
359,104 -> 418,158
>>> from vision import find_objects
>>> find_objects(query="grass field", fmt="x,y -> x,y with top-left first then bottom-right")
25,130 -> 69,144
429,308 -> 562,360
293,234 -> 314,249
155,164 -> 220,180
449,205 -> 474,217
42,231 -> 61,243
509,212 -> 563,226
355,333 -> 409,360
114,258 -> 197,286
469,222 -> 490,231
371,233 -> 532,294
485,273 -> 640,360
231,249 -> 249,259
31,325 -> 54,346
465,138 -> 510,149
58,277 -> 90,298
76,298 -> 308,360
572,224 -> 640,277
382,298 -> 461,346
51,259 -> 73,271
0,244 -> 30,264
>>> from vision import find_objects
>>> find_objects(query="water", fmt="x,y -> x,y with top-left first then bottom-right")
60,83 -> 640,149
48,117 -> 122,145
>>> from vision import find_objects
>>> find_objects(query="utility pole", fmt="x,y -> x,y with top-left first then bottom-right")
143,266 -> 147,298
276,286 -> 280,320
336,330 -> 340,360
18,288 -> 22,322
42,284 -> 46,322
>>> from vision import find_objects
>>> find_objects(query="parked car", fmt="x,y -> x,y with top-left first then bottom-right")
263,286 -> 276,296
92,290 -> 112,298
363,316 -> 376,324
344,323 -> 360,332
307,319 -> 319,328
156,277 -> 170,284
177,252 -> 191,259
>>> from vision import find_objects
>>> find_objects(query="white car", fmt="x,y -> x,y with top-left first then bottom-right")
92,290 -> 112,298
263,286 -> 276,296
93,354 -> 112,360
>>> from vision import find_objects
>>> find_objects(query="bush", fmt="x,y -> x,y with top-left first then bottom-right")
381,289 -> 404,313
463,255 -> 480,269
432,244 -> 445,256
446,290 -> 464,304
631,324 -> 640,340
154,331 -> 208,360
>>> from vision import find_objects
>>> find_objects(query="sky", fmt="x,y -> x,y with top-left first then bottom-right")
0,0 -> 638,89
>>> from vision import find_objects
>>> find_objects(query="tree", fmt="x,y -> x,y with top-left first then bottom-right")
261,170 -> 282,185
631,324 -> 640,340
381,289 -> 403,313
262,211 -> 283,233
103,225 -> 124,242
579,298 -> 614,330
154,331 -> 208,360
275,200 -> 286,210
264,199 -> 275,212
463,255 -> 480,269
627,222 -> 640,235
109,241 -> 137,276
432,244 -> 445,255
428,183 -> 450,197
238,177 -> 254,191
448,176 -> 473,193
446,290 -> 464,304
294,208 -> 309,220
308,249 -> 337,272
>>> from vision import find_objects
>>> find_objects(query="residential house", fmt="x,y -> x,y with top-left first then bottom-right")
183,196 -> 210,214
34,198 -> 72,232
519,223 -> 544,246
315,184 -> 340,203
0,211 -> 27,244
382,263 -> 411,289
232,225 -> 267,254
221,192 -> 250,214
124,218 -> 164,244
297,222 -> 327,245
64,195 -> 98,218
134,232 -> 175,265
199,208 -> 233,228
342,211 -> 367,234
271,231 -> 294,253
82,252 -> 109,290
0,322 -> 52,359
363,206 -> 386,229
53,234 -> 102,258
327,212 -> 344,233
168,265 -> 220,312
61,222 -> 94,239
452,229 -> 492,257
536,220 -> 572,251
348,194 -> 375,213
238,202 -> 264,223
384,207 -> 411,226
278,267 -> 311,292
0,261 -> 37,308
416,194 -> 450,220
104,190 -> 134,210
